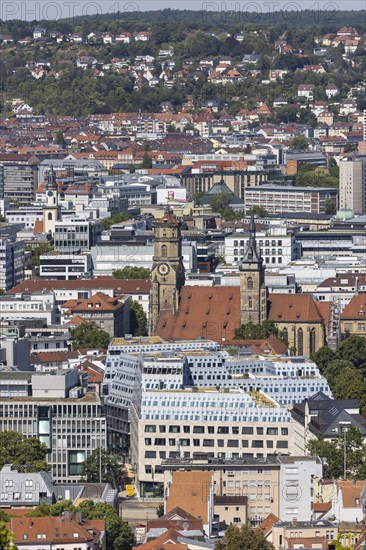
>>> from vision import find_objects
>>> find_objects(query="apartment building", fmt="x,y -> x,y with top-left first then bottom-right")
271,519 -> 338,549
224,226 -> 298,266
244,185 -> 338,214
162,455 -> 322,525
129,388 -> 300,494
0,153 -> 40,205
0,370 -> 106,483
339,157 -> 366,214
0,224 -> 24,291
339,293 -> 366,338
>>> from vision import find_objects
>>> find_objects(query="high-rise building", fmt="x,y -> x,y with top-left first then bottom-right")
0,224 -> 24,291
0,154 -> 39,205
339,157 -> 365,214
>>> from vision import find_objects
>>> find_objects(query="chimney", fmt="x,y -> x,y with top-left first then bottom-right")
292,518 -> 298,527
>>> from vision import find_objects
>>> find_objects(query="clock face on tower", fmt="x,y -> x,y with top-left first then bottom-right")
158,263 -> 170,276
47,191 -> 54,197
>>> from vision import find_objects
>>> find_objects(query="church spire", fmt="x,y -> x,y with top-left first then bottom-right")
47,165 -> 57,190
240,213 -> 261,266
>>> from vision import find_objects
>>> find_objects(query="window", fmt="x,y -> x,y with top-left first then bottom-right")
161,245 -> 167,257
193,426 -> 204,433
228,440 -> 239,447
276,441 -> 288,449
233,517 -> 241,523
169,426 -> 180,433
159,425 -> 166,433
145,425 -> 156,433
242,427 -> 253,435
218,427 -> 229,434
266,428 -> 278,435
144,451 -> 156,458
252,440 -> 264,448
282,327 -> 288,344
154,438 -> 166,446
257,427 -> 263,435
281,428 -> 288,435
297,328 -> 303,355
247,277 -> 253,290
144,438 -> 152,445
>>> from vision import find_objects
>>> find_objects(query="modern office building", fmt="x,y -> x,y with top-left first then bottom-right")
224,226 -> 298,266
339,157 -> 366,214
0,224 -> 25,292
54,217 -> 102,254
0,370 -> 106,483
0,153 -> 40,205
244,185 -> 338,214
130,388 -> 300,492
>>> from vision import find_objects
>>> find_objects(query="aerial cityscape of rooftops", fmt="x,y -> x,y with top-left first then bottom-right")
0,4 -> 366,550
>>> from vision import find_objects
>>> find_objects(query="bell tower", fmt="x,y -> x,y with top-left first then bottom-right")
239,214 -> 267,325
43,165 -> 59,236
149,211 -> 185,335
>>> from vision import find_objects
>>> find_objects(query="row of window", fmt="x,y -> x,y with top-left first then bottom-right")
144,425 -> 288,435
144,440 -> 288,454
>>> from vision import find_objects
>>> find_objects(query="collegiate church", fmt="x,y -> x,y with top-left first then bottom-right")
149,212 -> 329,356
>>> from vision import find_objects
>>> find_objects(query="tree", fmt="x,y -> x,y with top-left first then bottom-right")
156,503 -> 164,517
153,483 -> 164,498
27,500 -> 75,517
128,163 -> 136,174
307,427 -> 366,480
295,166 -> 338,189
210,192 -> 232,214
81,449 -> 127,487
71,322 -> 111,350
336,335 -> 366,370
102,213 -> 130,231
325,198 -> 336,215
78,501 -> 134,550
215,523 -> 275,550
0,523 -> 14,550
113,266 -> 151,279
246,206 -> 268,217
55,130 -> 66,148
192,192 -> 204,206
27,242 -> 54,269
289,135 -> 310,150
234,320 -> 282,341
141,150 -> 152,169
130,300 -> 148,336
310,346 -> 336,373
0,431 -> 48,472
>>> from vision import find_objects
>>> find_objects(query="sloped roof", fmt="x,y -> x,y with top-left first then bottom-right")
9,516 -> 103,545
62,292 -> 124,313
156,288 -> 326,344
340,294 -> 366,320
258,513 -> 280,536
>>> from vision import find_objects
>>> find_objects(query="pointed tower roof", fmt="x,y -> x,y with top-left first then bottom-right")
239,213 -> 262,268
46,165 -> 57,190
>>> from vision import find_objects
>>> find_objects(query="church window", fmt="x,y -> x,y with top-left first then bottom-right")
161,245 -> 167,258
297,328 -> 303,355
247,277 -> 253,290
310,328 -> 316,355
248,298 -> 253,309
282,328 -> 288,344
48,212 -> 52,220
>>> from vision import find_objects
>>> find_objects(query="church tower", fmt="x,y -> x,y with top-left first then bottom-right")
239,214 -> 267,326
149,211 -> 185,335
43,165 -> 59,236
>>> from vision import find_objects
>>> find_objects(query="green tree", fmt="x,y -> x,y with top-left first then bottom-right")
210,192 -> 232,214
81,449 -> 128,487
234,320 -> 281,341
55,130 -> 66,148
153,483 -> 164,498
130,300 -> 148,336
27,500 -> 75,517
192,192 -> 204,206
0,522 -> 14,550
156,503 -> 164,517
71,322 -> 111,350
295,166 -> 338,188
113,266 -> 151,279
102,213 -> 130,231
78,501 -> 134,550
215,523 -> 275,550
310,346 -> 336,373
128,163 -> 136,174
325,198 -> 336,215
289,135 -> 310,150
246,206 -> 268,217
0,431 -> 48,472
141,151 -> 152,169
336,335 -> 366,370
307,427 -> 366,480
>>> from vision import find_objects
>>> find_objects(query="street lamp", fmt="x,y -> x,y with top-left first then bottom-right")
339,421 -> 351,480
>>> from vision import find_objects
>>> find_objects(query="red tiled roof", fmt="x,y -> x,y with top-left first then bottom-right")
340,294 -> 366,320
7,277 -> 151,295
156,288 -> 326,343
9,516 -> 104,545
258,513 -> 280,536
62,292 -> 123,313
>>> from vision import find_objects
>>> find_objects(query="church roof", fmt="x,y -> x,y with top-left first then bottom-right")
158,211 -> 178,224
156,288 -> 327,343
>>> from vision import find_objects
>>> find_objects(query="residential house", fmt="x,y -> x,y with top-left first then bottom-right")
61,292 -> 130,337
340,294 -> 366,338
298,85 -> 315,101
